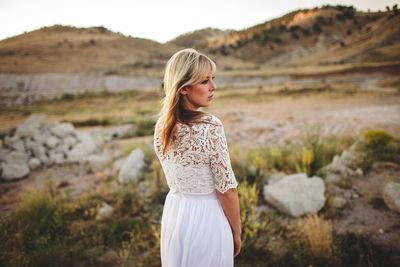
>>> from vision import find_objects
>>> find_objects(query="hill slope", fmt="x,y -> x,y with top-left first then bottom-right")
0,25 -> 179,75
198,6 -> 400,66
0,5 -> 399,75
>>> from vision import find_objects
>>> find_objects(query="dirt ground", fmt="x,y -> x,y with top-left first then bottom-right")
1,73 -> 399,264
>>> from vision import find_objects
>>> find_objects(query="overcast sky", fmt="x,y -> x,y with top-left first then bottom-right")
0,0 -> 398,43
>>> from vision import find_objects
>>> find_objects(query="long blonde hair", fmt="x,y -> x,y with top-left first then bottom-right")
157,48 -> 216,154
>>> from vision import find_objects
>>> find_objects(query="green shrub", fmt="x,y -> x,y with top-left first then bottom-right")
135,118 -> 156,136
231,127 -> 354,181
0,190 -> 73,266
364,130 -> 393,153
356,130 -> 399,172
238,181 -> 269,252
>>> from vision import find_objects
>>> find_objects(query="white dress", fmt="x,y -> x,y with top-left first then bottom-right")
154,115 -> 238,267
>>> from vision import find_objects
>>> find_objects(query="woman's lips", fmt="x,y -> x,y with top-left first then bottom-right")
208,95 -> 214,100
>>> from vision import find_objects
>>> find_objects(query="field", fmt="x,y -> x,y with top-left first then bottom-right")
1,70 -> 399,266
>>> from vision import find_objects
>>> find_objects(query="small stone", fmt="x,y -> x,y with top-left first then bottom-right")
352,193 -> 359,199
97,202 -> 114,220
382,182 -> 400,213
378,228 -> 384,234
46,136 -> 59,148
28,158 -> 42,170
332,196 -> 347,209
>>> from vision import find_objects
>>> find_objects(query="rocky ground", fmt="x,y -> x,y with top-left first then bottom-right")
0,72 -> 399,265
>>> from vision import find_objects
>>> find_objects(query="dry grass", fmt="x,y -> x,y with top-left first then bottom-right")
295,214 -> 334,259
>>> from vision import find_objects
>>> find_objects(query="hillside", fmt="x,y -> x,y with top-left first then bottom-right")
0,5 -> 399,75
199,6 -> 400,66
167,27 -> 231,48
0,25 -> 179,75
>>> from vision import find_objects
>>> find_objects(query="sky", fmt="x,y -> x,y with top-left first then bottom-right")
0,0 -> 398,43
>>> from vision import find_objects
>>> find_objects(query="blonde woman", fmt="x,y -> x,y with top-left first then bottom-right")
154,48 -> 242,266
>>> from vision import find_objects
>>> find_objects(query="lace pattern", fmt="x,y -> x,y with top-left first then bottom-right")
154,115 -> 237,194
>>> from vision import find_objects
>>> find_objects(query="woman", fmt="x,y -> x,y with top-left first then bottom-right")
154,48 -> 241,267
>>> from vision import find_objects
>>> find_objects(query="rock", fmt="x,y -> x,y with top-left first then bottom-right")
344,190 -> 352,199
88,153 -> 112,172
11,138 -> 26,152
263,173 -> 326,217
5,151 -> 29,165
4,135 -> 22,149
341,150 -> 356,167
46,136 -> 59,149
355,168 -> 363,177
111,124 -> 137,139
0,149 -> 11,162
0,139 -> 2,149
54,143 -> 70,156
332,196 -> 347,209
1,162 -> 30,181
50,122 -> 75,138
326,155 -> 350,177
49,151 -> 65,165
28,158 -> 42,170
67,132 -> 98,163
15,114 -> 47,138
98,250 -> 119,266
112,158 -> 125,175
118,148 -> 146,183
266,172 -> 285,185
30,142 -> 47,160
382,182 -> 400,213
325,173 -> 342,184
64,136 -> 77,148
97,202 -> 114,220
33,132 -> 47,144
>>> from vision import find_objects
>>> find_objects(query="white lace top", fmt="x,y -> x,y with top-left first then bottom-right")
154,115 -> 238,194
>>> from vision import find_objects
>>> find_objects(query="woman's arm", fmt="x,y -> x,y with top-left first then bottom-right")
217,188 -> 242,257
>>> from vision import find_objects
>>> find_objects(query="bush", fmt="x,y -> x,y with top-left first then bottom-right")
364,130 -> 393,153
0,190 -> 73,266
287,214 -> 337,266
238,181 -> 269,252
313,23 -> 322,33
355,130 -> 400,172
135,118 -> 156,136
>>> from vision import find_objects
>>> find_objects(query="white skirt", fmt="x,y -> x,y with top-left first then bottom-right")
160,190 -> 234,267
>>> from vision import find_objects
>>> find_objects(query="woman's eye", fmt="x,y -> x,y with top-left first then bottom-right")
201,80 -> 208,84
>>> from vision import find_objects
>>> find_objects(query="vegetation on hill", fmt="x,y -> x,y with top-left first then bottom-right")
0,5 -> 399,75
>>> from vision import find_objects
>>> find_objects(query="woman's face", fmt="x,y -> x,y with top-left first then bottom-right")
181,71 -> 216,111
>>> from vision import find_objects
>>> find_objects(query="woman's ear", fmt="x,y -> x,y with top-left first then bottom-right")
180,86 -> 189,96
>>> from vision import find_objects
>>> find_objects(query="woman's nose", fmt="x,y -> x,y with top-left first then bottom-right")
210,80 -> 216,91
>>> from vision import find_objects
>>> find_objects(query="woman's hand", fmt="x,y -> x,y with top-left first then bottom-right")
233,232 -> 241,257
217,188 -> 241,258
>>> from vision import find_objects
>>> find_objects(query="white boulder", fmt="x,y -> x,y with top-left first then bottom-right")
15,114 -> 47,138
67,132 -> 98,163
263,173 -> 326,217
383,182 -> 400,213
5,151 -> 29,164
118,148 -> 146,183
1,162 -> 30,181
88,153 -> 112,172
50,122 -> 75,138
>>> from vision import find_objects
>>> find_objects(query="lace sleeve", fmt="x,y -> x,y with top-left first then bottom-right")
206,118 -> 238,194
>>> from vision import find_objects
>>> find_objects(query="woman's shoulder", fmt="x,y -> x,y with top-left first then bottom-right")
198,114 -> 223,127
